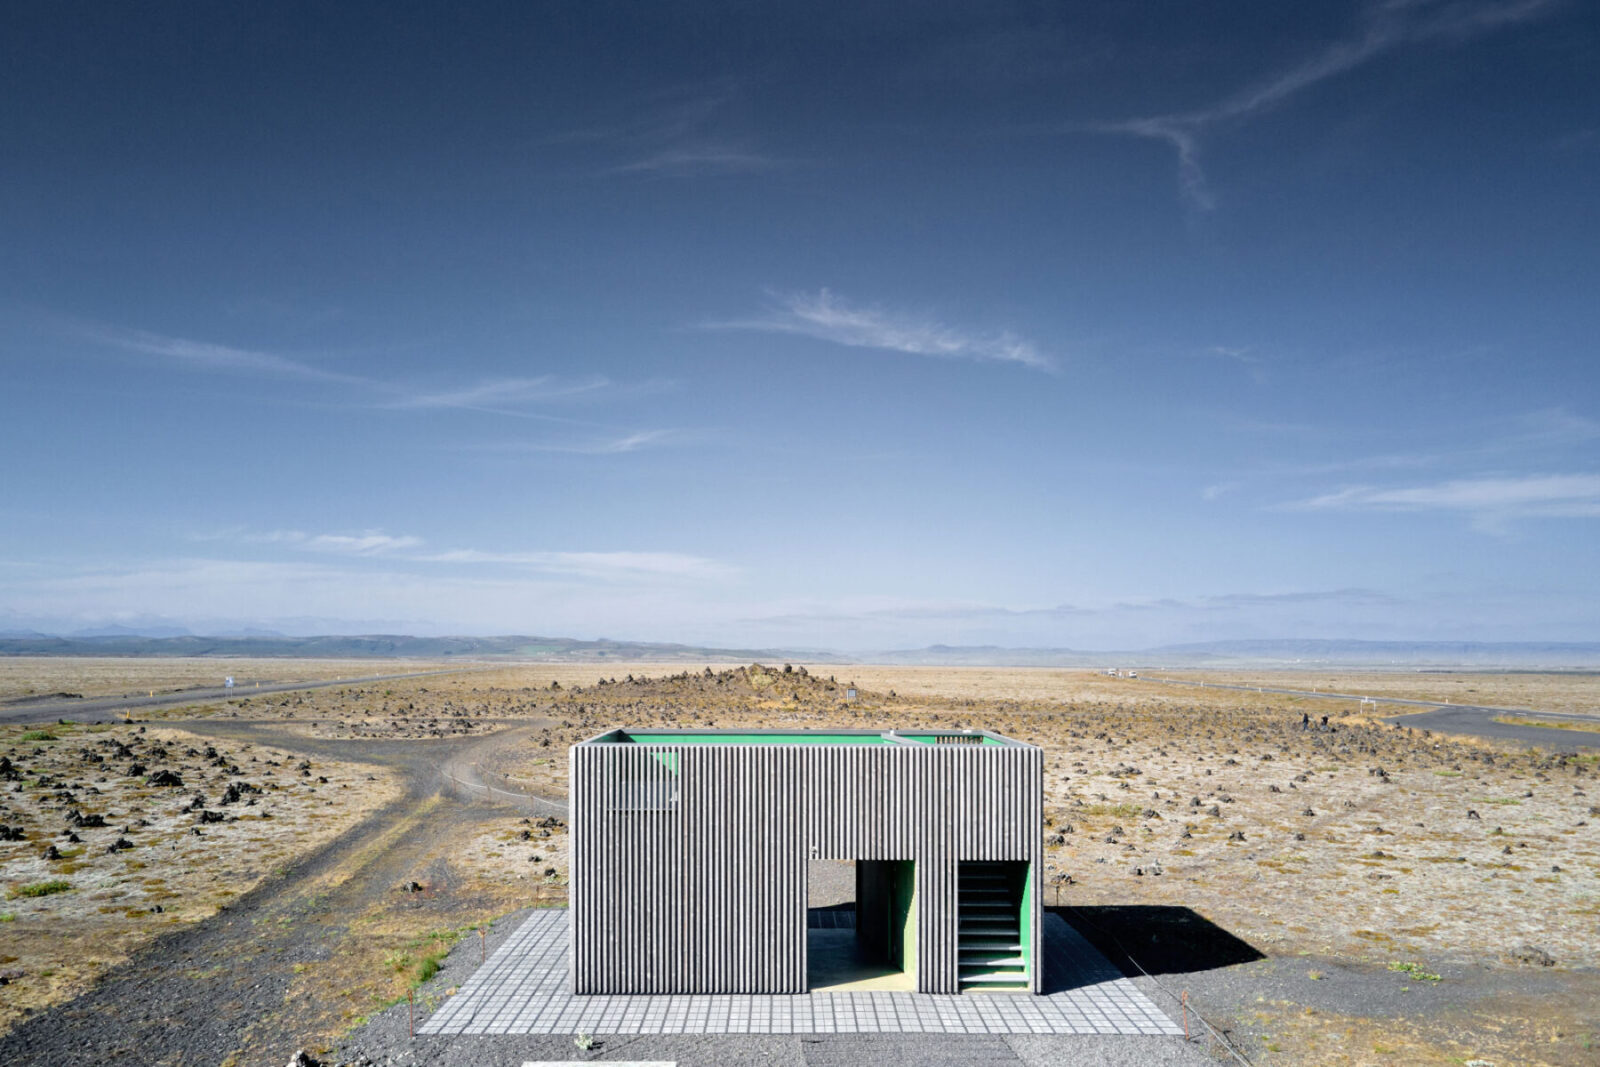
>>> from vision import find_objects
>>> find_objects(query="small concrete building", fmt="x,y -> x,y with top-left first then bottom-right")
569,728 -> 1042,995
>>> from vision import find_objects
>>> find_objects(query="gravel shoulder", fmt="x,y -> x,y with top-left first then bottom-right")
0,720 -> 559,1067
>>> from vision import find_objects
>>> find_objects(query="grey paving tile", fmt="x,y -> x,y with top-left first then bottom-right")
417,909 -> 1182,1037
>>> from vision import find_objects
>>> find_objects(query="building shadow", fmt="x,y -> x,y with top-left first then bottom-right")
1048,905 -> 1264,981
807,902 -> 857,928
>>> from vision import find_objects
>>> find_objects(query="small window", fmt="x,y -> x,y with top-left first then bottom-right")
611,750 -> 679,811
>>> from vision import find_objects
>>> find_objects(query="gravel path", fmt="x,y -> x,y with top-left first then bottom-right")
0,722 -> 556,1067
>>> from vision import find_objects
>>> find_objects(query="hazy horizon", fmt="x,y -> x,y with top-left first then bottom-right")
4,3 -> 1598,649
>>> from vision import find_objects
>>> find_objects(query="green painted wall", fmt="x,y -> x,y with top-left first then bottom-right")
892,860 -> 917,977
1019,862 -> 1033,983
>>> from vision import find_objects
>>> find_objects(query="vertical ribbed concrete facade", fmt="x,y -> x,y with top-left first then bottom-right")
570,729 -> 1042,995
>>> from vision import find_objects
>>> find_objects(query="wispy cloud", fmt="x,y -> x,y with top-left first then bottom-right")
0,555 -> 730,637
459,429 -> 684,455
707,289 -> 1052,371
248,530 -> 425,555
82,325 -> 367,386
1504,408 -> 1600,448
1203,407 -> 1600,505
745,587 -> 1395,628
227,528 -> 730,581
1194,588 -> 1399,610
1083,0 -> 1557,209
383,376 -> 612,415
530,429 -> 681,455
1295,473 -> 1600,519
75,322 -> 642,431
562,82 -> 787,177
1208,345 -> 1263,366
610,147 -> 785,177
417,548 -> 731,581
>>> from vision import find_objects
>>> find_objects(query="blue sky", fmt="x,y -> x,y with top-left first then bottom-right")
2,1 -> 1597,649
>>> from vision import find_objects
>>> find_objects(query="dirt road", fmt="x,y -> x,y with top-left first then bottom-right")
0,717 -> 558,1067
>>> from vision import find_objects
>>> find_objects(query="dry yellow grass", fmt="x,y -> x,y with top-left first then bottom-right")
1497,715 -> 1600,734
1153,668 -> 1600,718
0,656 -> 456,704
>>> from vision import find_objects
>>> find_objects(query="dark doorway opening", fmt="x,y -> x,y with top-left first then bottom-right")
806,858 -> 916,992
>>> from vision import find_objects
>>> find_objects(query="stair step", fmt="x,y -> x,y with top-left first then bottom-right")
959,970 -> 1029,984
960,941 -> 1022,951
960,954 -> 1026,968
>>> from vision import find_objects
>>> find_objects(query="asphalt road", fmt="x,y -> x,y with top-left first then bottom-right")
1381,704 -> 1600,750
0,666 -> 481,726
1141,675 -> 1600,750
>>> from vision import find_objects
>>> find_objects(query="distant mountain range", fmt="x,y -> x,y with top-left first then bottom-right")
867,640 -> 1600,668
0,633 -> 852,663
1,633 -> 1597,668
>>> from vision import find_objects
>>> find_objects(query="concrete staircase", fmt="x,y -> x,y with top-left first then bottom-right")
957,862 -> 1027,992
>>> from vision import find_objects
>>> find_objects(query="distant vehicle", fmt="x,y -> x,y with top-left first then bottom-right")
1128,671 -> 1138,678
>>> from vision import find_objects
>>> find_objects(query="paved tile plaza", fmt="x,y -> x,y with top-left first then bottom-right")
420,909 -> 1181,1036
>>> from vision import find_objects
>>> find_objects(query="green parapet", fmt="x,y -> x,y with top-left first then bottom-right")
624,731 -> 894,745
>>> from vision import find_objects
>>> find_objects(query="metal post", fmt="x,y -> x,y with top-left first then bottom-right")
480,927 -> 486,964
408,987 -> 414,1038
1181,989 -> 1189,1041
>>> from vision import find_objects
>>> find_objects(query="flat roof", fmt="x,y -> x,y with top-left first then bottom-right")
577,728 -> 1030,747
